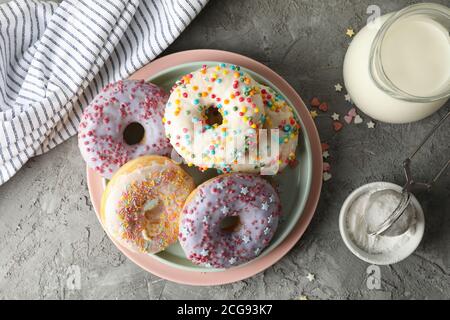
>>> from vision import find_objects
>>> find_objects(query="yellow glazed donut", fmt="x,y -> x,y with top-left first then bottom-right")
100,155 -> 194,254
164,63 -> 265,173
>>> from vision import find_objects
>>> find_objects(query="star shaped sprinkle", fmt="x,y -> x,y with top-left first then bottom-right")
216,181 -> 224,190
367,121 -> 376,129
346,28 -> 355,37
323,172 -> 332,182
269,195 -> 274,203
202,216 -> 208,223
307,273 -> 315,282
229,257 -> 237,265
331,112 -> 340,121
344,93 -> 352,102
264,227 -> 270,235
310,110 -> 318,119
242,235 -> 250,244
268,215 -> 273,223
240,186 -> 249,195
254,248 -> 261,255
221,206 -> 229,214
322,150 -> 330,159
200,249 -> 209,256
334,83 -> 343,92
261,202 -> 269,211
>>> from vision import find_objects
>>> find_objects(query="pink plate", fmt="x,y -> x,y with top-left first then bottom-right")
87,49 -> 322,286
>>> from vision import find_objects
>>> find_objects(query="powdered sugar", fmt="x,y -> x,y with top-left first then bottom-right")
339,182 -> 425,265
346,191 -> 415,254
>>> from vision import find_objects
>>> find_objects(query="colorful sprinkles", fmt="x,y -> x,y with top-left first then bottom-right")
164,64 -> 300,174
103,156 -> 194,254
179,173 -> 281,269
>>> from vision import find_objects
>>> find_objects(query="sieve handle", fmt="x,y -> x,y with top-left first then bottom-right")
403,110 -> 450,192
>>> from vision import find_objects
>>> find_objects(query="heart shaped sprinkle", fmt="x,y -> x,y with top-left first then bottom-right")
333,121 -> 343,131
354,115 -> 363,124
323,172 -> 332,181
344,115 -> 352,124
310,97 -> 321,108
319,102 -> 329,112
347,108 -> 357,117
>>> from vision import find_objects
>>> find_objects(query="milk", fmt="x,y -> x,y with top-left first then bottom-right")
343,12 -> 450,123
381,16 -> 450,97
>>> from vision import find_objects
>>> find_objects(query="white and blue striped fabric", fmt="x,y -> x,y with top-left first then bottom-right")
0,0 -> 208,185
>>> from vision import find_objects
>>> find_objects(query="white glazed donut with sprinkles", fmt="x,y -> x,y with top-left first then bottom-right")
164,64 -> 265,172
179,173 -> 281,269
79,80 -> 172,179
231,84 -> 301,173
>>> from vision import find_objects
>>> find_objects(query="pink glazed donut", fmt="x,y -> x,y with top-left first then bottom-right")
78,80 -> 172,179
179,173 -> 281,269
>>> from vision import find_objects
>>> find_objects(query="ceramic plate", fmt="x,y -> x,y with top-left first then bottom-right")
87,50 -> 322,285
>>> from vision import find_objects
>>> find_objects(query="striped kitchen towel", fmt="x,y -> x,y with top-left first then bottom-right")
0,0 -> 208,185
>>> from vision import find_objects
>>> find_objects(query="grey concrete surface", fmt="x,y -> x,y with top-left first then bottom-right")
0,0 -> 449,300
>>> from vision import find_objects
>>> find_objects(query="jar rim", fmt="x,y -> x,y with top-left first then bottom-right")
369,3 -> 450,102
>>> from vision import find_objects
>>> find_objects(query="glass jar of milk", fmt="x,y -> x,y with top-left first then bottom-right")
343,3 -> 450,123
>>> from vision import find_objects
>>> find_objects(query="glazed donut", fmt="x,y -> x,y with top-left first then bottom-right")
164,64 -> 265,172
179,173 -> 281,269
231,84 -> 300,173
259,84 -> 299,171
101,155 -> 194,254
79,80 -> 172,179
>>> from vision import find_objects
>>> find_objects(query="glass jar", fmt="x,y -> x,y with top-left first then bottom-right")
343,3 -> 450,124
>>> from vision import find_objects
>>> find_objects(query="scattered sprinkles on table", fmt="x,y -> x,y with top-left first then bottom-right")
179,173 -> 281,269
310,97 -> 321,108
331,112 -> 340,121
319,102 -> 329,112
323,172 -> 332,182
307,273 -> 316,282
308,79 -> 379,184
354,114 -> 363,124
346,28 -> 355,38
333,121 -> 344,132
310,110 -> 319,119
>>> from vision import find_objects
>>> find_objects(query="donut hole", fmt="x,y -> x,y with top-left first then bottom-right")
142,199 -> 163,241
219,216 -> 241,233
123,122 -> 145,145
204,106 -> 223,127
